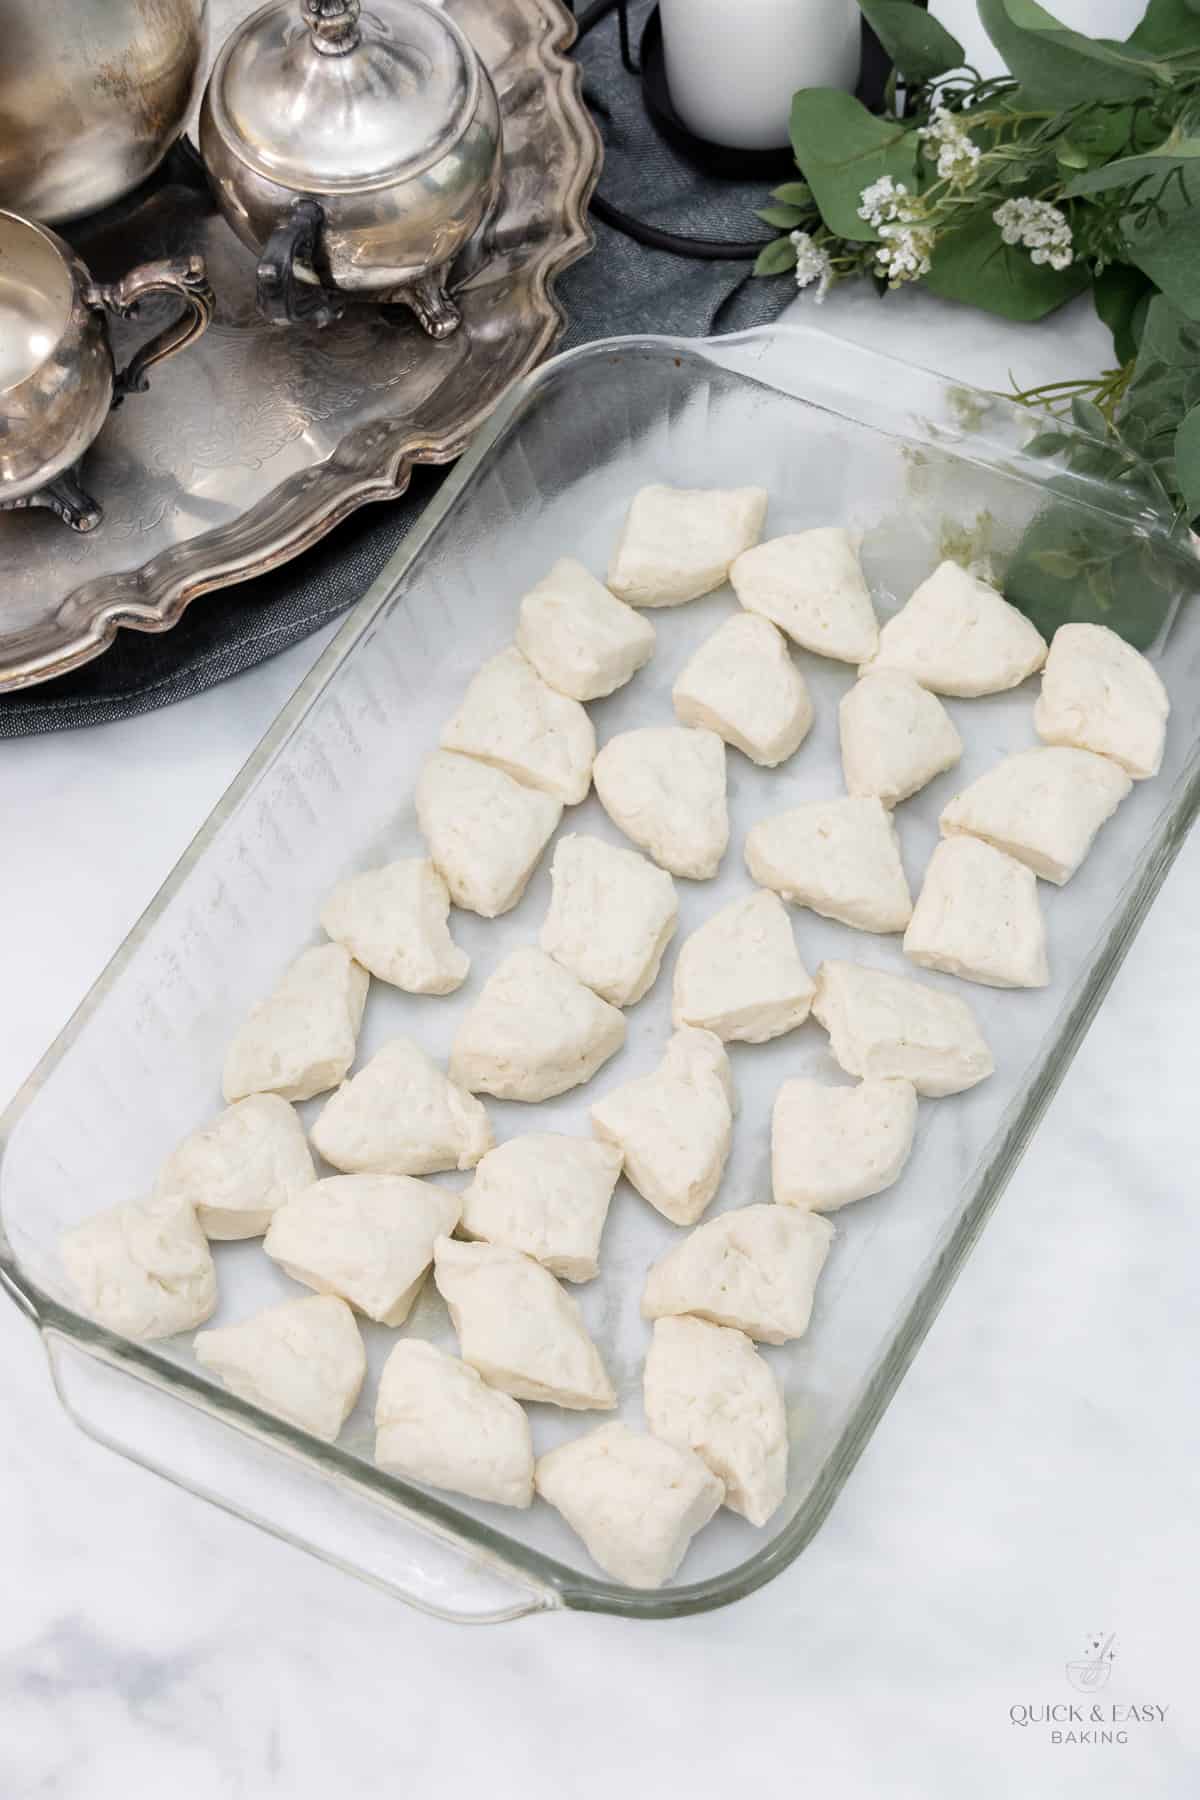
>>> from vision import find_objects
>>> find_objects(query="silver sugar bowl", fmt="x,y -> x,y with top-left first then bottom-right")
198,0 -> 503,338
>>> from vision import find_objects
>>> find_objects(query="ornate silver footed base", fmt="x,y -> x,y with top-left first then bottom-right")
1,466 -> 102,533
256,198 -> 462,339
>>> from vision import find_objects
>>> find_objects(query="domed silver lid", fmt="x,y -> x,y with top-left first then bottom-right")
208,0 -> 480,194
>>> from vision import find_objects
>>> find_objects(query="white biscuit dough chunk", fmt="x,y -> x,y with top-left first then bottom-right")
672,613 -> 813,767
592,726 -> 728,879
839,670 -> 962,807
730,527 -> 879,663
450,947 -> 626,1103
155,1093 -> 315,1240
460,1133 -> 623,1282
433,1237 -> 616,1410
311,1037 -> 492,1175
903,837 -> 1049,989
264,1174 -> 460,1326
772,1077 -> 918,1212
642,1203 -> 833,1345
375,1340 -> 534,1508
540,833 -> 678,1007
61,1192 -> 217,1341
812,959 -> 993,1097
940,745 -> 1131,884
607,484 -> 768,607
672,889 -> 814,1044
590,1027 -> 734,1226
536,1422 -> 724,1588
320,858 -> 468,994
1034,622 -> 1169,779
222,943 -> 368,1105
516,557 -> 656,701
439,646 -> 595,806
643,1316 -> 787,1527
416,751 -> 562,919
864,561 -> 1047,696
745,795 -> 913,933
194,1295 -> 365,1443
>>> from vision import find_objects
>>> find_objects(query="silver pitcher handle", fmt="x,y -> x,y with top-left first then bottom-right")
87,254 -> 215,400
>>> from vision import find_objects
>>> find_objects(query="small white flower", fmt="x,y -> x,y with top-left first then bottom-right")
873,222 -> 935,286
789,230 -> 832,303
858,176 -> 910,229
917,107 -> 981,185
993,197 -> 1074,272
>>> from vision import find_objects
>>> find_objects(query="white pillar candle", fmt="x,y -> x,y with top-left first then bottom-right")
660,0 -> 861,152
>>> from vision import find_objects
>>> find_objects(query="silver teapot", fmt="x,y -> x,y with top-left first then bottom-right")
0,0 -> 208,224
0,209 -> 214,532
198,0 -> 502,338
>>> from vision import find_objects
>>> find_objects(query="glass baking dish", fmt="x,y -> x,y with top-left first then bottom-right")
3,326 -> 1197,1623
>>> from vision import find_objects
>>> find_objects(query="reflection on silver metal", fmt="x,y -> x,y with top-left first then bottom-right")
199,0 -> 503,336
0,0 -> 208,224
0,211 -> 214,533
0,0 -> 599,690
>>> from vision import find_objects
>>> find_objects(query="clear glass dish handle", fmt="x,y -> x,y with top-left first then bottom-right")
41,1328 -> 559,1625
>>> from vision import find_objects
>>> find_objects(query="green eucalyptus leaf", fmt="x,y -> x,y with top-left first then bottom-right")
755,203 -> 808,227
1055,138 -> 1090,170
1128,0 -> 1200,53
1093,262 -> 1156,363
771,181 -> 813,206
923,210 -> 1089,321
977,0 -> 1169,105
1024,431 -> 1071,457
856,0 -> 965,82
1063,131 -> 1200,197
1006,507 -> 1177,647
1070,395 -> 1109,437
789,89 -> 919,241
753,236 -> 799,277
1174,403 -> 1200,517
1122,175 -> 1200,322
1031,548 -> 1083,576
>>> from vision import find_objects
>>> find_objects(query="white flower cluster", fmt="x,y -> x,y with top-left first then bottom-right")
993,197 -> 1074,271
789,230 -> 832,303
917,107 -> 981,184
857,176 -> 911,229
874,222 -> 935,285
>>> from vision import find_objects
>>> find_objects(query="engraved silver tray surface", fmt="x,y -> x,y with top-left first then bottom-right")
2,327 -> 1197,1621
0,0 -> 599,693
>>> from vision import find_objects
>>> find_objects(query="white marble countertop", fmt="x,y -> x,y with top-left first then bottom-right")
3,77 -> 1198,1800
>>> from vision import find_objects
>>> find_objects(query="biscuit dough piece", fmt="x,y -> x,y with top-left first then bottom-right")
730,527 -> 879,663
607,484 -> 768,606
592,726 -> 729,879
440,646 -> 595,806
374,1340 -> 534,1508
155,1093 -> 316,1240
459,1133 -> 623,1282
415,751 -> 562,919
536,1421 -> 724,1588
643,1315 -> 787,1526
433,1236 -> 616,1410
222,943 -> 369,1105
194,1295 -> 365,1443
903,837 -> 1049,989
864,561 -> 1047,697
672,889 -> 814,1044
811,959 -> 993,1097
745,795 -> 913,933
264,1174 -> 460,1326
940,745 -> 1131,884
1034,622 -> 1169,779
672,613 -> 813,767
450,948 -> 626,1102
772,1077 -> 918,1212
641,1203 -> 833,1345
540,833 -> 679,1007
320,858 -> 468,994
311,1037 -> 492,1175
516,557 -> 656,701
590,1027 -> 734,1226
839,670 -> 963,807
61,1192 -> 217,1341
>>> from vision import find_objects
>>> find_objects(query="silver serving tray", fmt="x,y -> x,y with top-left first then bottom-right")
0,0 -> 599,692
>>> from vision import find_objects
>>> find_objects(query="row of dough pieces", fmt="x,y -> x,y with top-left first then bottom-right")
60,485 -> 1171,1590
